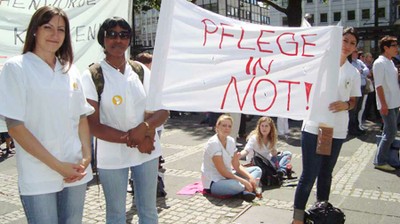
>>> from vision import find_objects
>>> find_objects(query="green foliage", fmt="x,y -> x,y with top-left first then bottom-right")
133,0 -> 161,12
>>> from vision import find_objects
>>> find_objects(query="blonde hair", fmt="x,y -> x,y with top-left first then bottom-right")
215,114 -> 233,128
247,116 -> 277,149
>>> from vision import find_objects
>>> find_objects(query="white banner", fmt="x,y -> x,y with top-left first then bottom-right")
0,0 -> 131,72
149,0 -> 342,123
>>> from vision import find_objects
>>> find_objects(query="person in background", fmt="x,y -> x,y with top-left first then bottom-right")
81,17 -> 169,224
0,6 -> 93,223
240,116 -> 293,179
348,49 -> 369,135
372,36 -> 400,172
363,52 -> 381,123
1,132 -> 15,157
292,27 -> 361,224
277,117 -> 290,139
201,114 -> 262,202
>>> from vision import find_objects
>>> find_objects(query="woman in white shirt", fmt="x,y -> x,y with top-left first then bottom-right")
81,17 -> 169,224
0,6 -> 93,224
201,114 -> 261,202
292,27 -> 361,224
240,116 -> 293,183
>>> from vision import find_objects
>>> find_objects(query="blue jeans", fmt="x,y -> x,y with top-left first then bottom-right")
271,151 -> 292,173
374,108 -> 399,165
99,158 -> 158,224
210,166 -> 262,196
293,131 -> 344,220
20,184 -> 87,224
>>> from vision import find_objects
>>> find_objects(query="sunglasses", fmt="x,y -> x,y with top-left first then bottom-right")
105,30 -> 131,39
390,44 -> 398,47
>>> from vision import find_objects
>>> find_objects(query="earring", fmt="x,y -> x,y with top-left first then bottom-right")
33,33 -> 36,36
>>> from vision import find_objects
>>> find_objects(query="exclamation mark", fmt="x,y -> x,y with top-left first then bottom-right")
304,82 -> 312,110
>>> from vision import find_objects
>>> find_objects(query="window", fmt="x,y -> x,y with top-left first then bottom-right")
320,13 -> 327,23
282,16 -> 288,26
347,10 -> 355,20
398,5 -> 400,19
361,9 -> 370,20
377,7 -> 385,18
333,12 -> 341,21
307,0 -> 313,3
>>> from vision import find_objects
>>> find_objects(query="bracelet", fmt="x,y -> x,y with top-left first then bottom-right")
143,121 -> 150,129
346,101 -> 351,110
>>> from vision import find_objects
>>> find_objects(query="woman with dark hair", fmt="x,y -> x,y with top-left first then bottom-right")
0,6 -> 94,224
292,27 -> 361,224
81,17 -> 169,224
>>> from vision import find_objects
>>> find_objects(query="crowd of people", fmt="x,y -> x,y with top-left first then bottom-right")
0,5 -> 399,224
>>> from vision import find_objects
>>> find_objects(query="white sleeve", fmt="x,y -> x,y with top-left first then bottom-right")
372,61 -> 384,88
205,138 -> 222,157
0,60 -> 27,121
243,136 -> 256,162
81,68 -> 99,102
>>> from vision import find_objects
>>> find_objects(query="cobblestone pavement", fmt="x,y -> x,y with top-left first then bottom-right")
1,113 -> 400,224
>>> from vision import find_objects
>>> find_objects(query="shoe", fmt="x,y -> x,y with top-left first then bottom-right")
374,164 -> 395,172
277,170 -> 285,178
127,179 -> 134,193
241,191 -> 256,202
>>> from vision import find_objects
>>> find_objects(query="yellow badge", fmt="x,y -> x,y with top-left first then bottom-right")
72,82 -> 78,90
112,95 -> 123,105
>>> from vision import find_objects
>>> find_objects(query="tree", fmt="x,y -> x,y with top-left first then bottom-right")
133,0 -> 161,12
257,0 -> 302,27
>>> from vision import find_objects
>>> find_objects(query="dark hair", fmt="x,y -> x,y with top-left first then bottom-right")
135,52 -> 152,64
97,17 -> 132,48
23,6 -> 73,72
343,27 -> 359,63
379,35 -> 397,54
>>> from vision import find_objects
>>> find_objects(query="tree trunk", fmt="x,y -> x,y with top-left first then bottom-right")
286,0 -> 302,27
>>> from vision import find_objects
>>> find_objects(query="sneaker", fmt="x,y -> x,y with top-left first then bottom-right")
277,170 -> 285,178
374,164 -> 395,172
241,191 -> 256,202
127,179 -> 134,193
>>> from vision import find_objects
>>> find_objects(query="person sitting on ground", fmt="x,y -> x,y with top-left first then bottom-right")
240,116 -> 293,181
0,132 -> 15,157
201,114 -> 262,202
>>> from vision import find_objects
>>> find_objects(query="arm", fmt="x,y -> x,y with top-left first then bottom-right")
8,124 -> 84,182
212,155 -> 254,192
64,116 -> 92,183
78,116 -> 92,169
86,99 -> 129,144
376,86 -> 388,116
328,97 -> 357,113
128,110 -> 169,154
232,152 -> 256,191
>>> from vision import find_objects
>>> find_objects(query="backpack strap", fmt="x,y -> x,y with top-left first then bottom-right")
128,60 -> 144,83
88,63 -> 104,103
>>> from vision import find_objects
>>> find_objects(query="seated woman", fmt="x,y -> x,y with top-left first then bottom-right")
240,117 -> 293,184
201,114 -> 262,202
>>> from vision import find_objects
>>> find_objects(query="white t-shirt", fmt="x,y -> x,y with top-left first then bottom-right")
81,60 -> 161,169
302,60 -> 361,139
0,52 -> 94,195
201,134 -> 236,189
373,55 -> 400,110
243,135 -> 274,163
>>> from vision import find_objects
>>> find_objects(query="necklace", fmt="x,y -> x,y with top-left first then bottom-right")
105,59 -> 126,72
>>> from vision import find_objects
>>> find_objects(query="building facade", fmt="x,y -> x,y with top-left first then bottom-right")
132,0 -> 270,55
268,0 -> 400,55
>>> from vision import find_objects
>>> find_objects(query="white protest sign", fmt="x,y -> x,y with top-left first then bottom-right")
0,0 -> 130,72
149,0 -> 342,124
